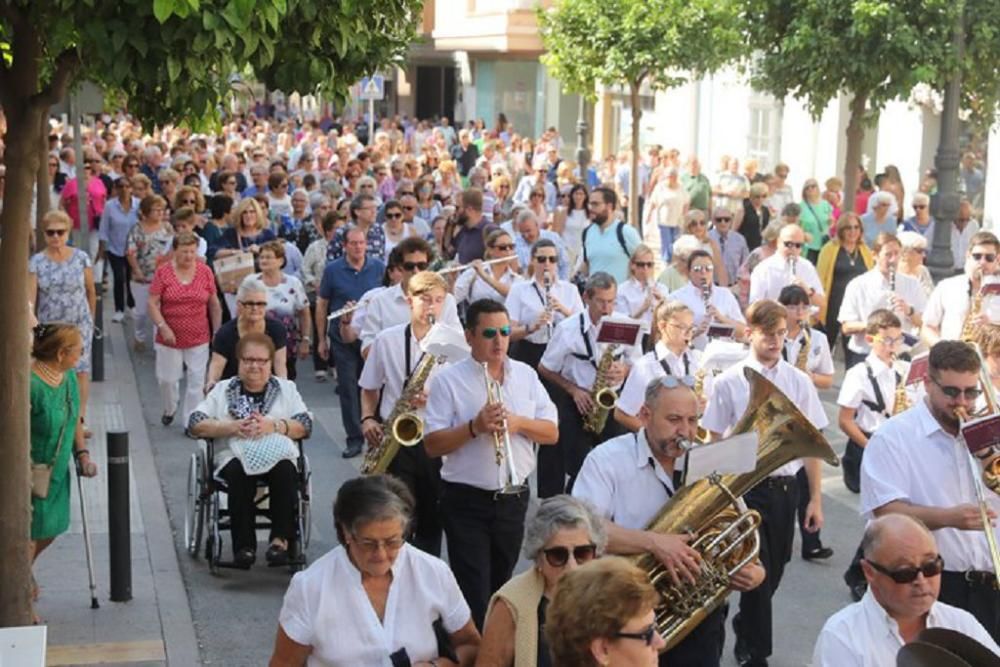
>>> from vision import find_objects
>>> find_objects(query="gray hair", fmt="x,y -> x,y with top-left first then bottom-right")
860,514 -> 933,561
522,495 -> 608,560
291,189 -> 309,202
142,145 -> 161,162
870,191 -> 895,208
516,208 -> 539,229
236,277 -> 268,301
320,179 -> 343,201
309,191 -> 331,210
897,230 -> 928,251
584,271 -> 616,296
911,192 -> 930,207
333,475 -> 413,545
672,234 -> 702,259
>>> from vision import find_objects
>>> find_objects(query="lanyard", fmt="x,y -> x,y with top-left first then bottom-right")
403,324 -> 426,384
659,352 -> 689,376
781,332 -> 805,363
862,362 -> 901,420
571,313 -> 597,368
640,435 -> 686,498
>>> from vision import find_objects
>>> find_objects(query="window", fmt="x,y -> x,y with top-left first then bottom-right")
747,96 -> 782,172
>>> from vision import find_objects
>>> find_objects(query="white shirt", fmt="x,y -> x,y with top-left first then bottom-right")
837,354 -> 900,435
782,327 -> 834,376
425,356 -> 558,491
452,265 -> 522,306
278,544 -> 471,667
506,278 -> 584,345
811,589 -> 1000,667
539,311 -> 642,389
748,253 -> 825,304
952,220 -> 981,270
360,283 -> 461,352
701,356 -> 828,477
359,323 -> 447,421
668,282 -> 746,350
838,269 -> 927,354
860,398 -> 1000,571
573,429 -> 684,530
923,273 -> 974,341
349,285 -> 388,336
616,278 -> 670,333
617,343 -> 703,418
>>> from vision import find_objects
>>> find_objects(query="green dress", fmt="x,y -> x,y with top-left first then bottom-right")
30,371 -> 80,540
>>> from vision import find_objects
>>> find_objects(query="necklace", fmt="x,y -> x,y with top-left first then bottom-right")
844,245 -> 860,267
34,360 -> 64,386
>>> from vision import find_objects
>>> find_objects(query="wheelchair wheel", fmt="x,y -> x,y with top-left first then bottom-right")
184,451 -> 206,558
299,455 -> 312,551
206,490 -> 223,574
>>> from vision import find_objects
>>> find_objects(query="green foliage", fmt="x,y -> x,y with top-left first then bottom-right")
961,0 -> 1000,129
539,0 -> 743,97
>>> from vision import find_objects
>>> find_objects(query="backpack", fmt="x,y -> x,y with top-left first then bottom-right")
581,221 -> 630,265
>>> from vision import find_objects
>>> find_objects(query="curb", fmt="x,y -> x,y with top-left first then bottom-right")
106,321 -> 200,665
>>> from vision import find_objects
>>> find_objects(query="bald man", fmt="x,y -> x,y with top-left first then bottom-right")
813,515 -> 999,666
748,224 -> 826,310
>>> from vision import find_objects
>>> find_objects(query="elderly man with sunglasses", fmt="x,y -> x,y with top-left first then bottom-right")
748,224 -> 826,312
861,340 -> 1000,643
813,514 -> 999,666
574,375 -> 765,667
922,230 -> 1000,346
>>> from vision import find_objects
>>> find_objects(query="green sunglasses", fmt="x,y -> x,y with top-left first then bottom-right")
482,325 -> 511,339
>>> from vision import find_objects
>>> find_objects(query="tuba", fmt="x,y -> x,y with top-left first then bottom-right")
632,368 -> 839,650
583,344 -> 619,434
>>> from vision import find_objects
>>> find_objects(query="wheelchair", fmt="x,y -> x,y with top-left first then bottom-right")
184,437 -> 312,573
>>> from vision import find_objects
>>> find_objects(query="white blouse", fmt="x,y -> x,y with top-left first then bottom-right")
278,544 -> 471,667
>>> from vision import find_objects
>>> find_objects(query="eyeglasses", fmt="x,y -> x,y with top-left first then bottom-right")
873,334 -> 904,347
913,205 -> 927,210
659,375 -> 696,389
913,248 -> 927,255
783,241 -> 804,249
239,300 -> 268,308
691,265 -> 714,273
714,216 -> 732,223
402,261 -> 429,272
402,205 -> 416,211
866,555 -> 944,584
492,243 -> 515,251
971,252 -> 997,263
689,220 -> 708,227
633,261 -> 655,268
482,325 -> 511,339
386,212 -> 403,219
535,255 -> 558,264
240,357 -> 271,366
840,225 -> 860,231
614,623 -> 660,647
542,543 -> 597,568
45,228 -> 68,237
181,198 -> 196,205
930,376 -> 982,400
530,193 -> 544,199
353,534 -> 406,553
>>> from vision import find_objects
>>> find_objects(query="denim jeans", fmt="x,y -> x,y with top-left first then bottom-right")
329,326 -> 364,448
658,225 -> 680,261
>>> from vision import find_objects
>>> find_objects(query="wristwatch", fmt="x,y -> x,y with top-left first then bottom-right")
301,336 -> 312,343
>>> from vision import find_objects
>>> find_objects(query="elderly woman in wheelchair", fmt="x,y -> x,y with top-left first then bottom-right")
188,331 -> 312,569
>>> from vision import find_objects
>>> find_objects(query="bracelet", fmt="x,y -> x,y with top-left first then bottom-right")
74,449 -> 90,459
468,419 -> 476,439
156,321 -> 167,329
281,419 -> 289,435
301,336 -> 312,343
361,415 -> 378,424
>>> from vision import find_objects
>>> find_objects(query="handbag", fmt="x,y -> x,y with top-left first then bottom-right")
31,383 -> 73,500
214,250 -> 255,294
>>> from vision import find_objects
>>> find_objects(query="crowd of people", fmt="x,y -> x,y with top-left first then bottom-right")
22,109 -> 1000,666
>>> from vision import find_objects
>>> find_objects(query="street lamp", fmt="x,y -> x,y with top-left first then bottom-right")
576,95 -> 590,183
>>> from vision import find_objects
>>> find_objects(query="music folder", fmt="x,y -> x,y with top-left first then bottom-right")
685,432 -> 759,484
905,352 -> 929,386
961,413 -> 1000,455
596,316 -> 642,347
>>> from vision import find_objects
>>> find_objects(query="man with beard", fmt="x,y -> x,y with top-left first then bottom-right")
579,186 -> 642,284
861,340 -> 1000,642
573,376 -> 766,666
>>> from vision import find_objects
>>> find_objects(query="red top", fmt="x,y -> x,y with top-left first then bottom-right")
149,261 -> 216,348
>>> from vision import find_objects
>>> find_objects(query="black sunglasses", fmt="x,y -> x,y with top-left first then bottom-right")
535,255 -> 558,264
614,623 -> 660,647
402,261 -> 429,272
482,325 -> 511,339
714,216 -> 732,222
783,241 -> 804,249
240,300 -> 268,308
542,543 -> 597,568
971,252 -> 997,263
492,243 -> 515,251
633,261 -> 655,268
45,228 -> 68,237
866,555 -> 944,584
386,213 -> 403,219
930,376 -> 982,401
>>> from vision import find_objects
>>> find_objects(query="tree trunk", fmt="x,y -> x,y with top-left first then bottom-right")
0,102 -> 45,628
842,92 -> 867,215
34,112 -> 50,253
629,80 -> 641,230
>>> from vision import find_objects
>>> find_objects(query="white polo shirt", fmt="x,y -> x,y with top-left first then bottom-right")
668,282 -> 746,350
424,356 -> 558,491
838,269 -> 926,354
615,278 -> 670,333
860,398 -> 1000,571
812,589 -> 999,667
573,429 -> 685,530
506,277 -> 584,345
616,343 -> 703,418
836,354 -> 900,435
452,265 -> 523,306
748,253 -> 824,304
923,273 -> 974,341
278,544 -> 471,667
701,355 -> 828,477
539,311 -> 642,390
358,323 -> 448,421
349,285 -> 387,336
360,283 -> 461,352
782,327 -> 834,376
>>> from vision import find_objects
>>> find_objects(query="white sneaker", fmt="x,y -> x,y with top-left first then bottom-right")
111,312 -> 125,323
314,370 -> 327,382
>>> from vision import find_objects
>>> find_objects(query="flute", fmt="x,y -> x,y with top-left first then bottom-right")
437,255 -> 514,275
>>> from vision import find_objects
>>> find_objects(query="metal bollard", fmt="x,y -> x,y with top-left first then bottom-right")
107,431 -> 132,602
91,288 -> 104,382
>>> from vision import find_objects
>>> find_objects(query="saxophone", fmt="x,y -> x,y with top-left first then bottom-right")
891,354 -> 911,415
795,322 -> 811,372
583,344 -> 619,434
962,273 -> 983,342
360,353 -> 441,475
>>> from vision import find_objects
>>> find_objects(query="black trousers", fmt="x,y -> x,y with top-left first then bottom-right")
795,467 -> 821,554
732,477 -> 798,662
940,571 -> 1000,644
106,252 -> 134,313
440,481 -> 529,630
308,293 -> 328,373
387,442 -> 443,557
841,437 -> 867,494
659,604 -> 727,667
329,328 -> 365,448
219,458 -> 297,555
509,340 -> 547,369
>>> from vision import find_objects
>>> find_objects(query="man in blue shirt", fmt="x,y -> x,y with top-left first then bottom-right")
580,186 -> 642,284
316,226 -> 385,458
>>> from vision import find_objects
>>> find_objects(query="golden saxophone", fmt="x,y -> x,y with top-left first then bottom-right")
962,272 -> 984,342
891,354 -> 911,415
360,352 -> 441,475
583,344 -> 618,434
795,321 -> 811,372
632,368 -> 839,650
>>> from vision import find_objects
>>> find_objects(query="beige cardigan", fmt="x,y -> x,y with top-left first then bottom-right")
486,568 -> 547,667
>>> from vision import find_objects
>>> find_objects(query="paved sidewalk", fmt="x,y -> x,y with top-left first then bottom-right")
34,309 -> 199,666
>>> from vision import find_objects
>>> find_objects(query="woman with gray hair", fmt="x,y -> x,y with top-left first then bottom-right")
477,495 -> 607,667
896,230 -> 935,297
270,475 -> 481,666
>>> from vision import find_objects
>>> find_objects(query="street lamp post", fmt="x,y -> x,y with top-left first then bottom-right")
576,95 -> 590,184
927,8 -> 965,282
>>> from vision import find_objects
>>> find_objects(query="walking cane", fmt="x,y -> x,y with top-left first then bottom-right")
75,458 -> 100,609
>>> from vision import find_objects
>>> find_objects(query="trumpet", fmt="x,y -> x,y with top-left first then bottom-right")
481,362 -> 525,494
787,256 -> 796,277
437,255 -> 513,275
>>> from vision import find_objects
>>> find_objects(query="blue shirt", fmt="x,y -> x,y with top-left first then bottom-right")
318,256 -> 385,315
283,241 -> 304,279
583,221 -> 642,284
504,224 -> 570,280
98,197 -> 139,256
860,212 -> 899,248
327,224 -> 386,263
900,216 -> 936,241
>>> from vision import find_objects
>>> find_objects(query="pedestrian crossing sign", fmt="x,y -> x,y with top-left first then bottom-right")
360,76 -> 385,101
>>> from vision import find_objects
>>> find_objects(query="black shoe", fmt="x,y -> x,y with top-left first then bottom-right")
233,547 -> 255,569
848,580 -> 867,601
843,472 -> 860,493
343,443 -> 363,459
265,543 -> 289,566
161,412 -> 175,426
803,545 -> 835,561
738,660 -> 768,667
